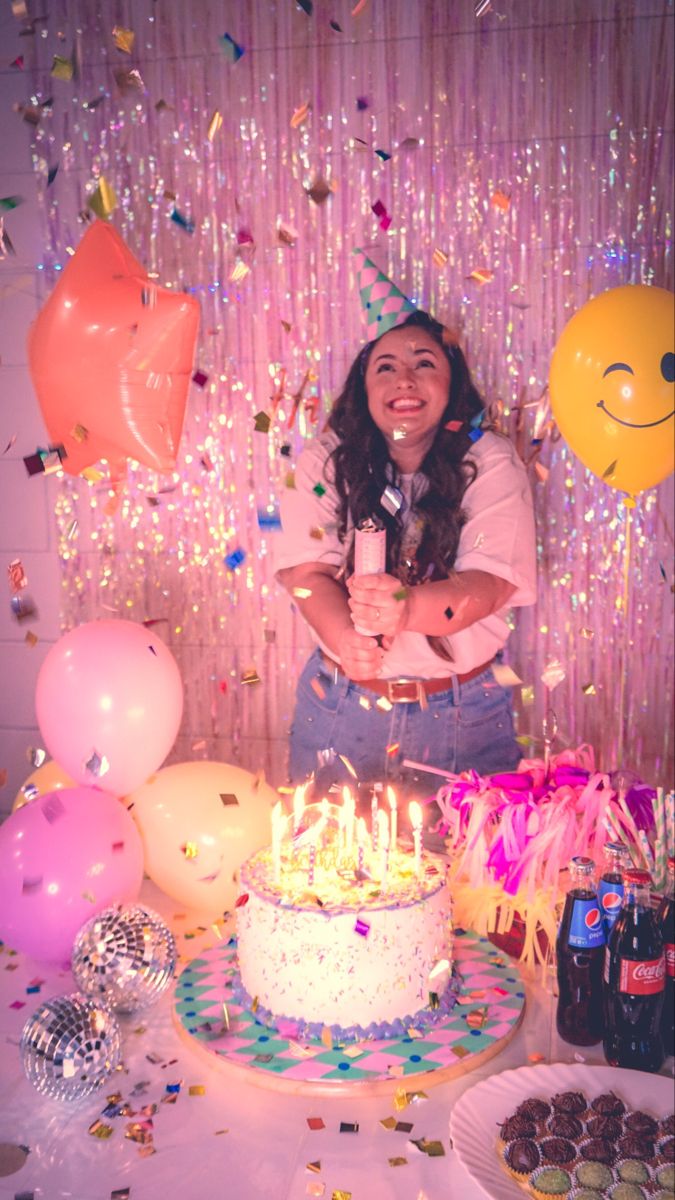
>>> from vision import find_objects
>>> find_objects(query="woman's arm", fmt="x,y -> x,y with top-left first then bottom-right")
278,561 -> 383,678
347,568 -> 516,644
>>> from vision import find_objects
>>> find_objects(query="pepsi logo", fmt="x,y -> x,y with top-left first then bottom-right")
585,907 -> 602,930
601,891 -> 622,912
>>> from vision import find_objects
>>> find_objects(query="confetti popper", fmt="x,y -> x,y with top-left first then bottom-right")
353,517 -> 386,635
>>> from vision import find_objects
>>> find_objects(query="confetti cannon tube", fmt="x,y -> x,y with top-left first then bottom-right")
353,517 -> 386,636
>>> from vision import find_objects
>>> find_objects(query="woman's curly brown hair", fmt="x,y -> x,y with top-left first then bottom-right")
325,310 -> 486,659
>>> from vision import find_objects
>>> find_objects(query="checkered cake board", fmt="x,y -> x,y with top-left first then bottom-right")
173,930 -> 526,1090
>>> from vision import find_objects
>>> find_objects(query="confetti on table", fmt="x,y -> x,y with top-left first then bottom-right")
291,100 -> 311,128
371,199 -> 392,230
409,1137 -> 445,1157
331,1191 -> 351,1200
395,1120 -> 413,1132
452,1044 -> 471,1058
254,411 -> 271,433
393,1088 -> 409,1111
306,1161 -> 321,1174
339,1121 -> 358,1134
491,189 -> 511,211
170,206 -> 195,234
389,1156 -> 407,1166
306,1185 -> 325,1198
188,1085 -> 205,1096
207,110 -> 222,141
307,1116 -> 325,1131
306,177 -> 332,204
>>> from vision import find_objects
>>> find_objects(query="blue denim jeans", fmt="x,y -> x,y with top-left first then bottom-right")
288,647 -> 521,792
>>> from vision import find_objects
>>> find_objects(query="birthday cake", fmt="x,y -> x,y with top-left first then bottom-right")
233,796 -> 456,1041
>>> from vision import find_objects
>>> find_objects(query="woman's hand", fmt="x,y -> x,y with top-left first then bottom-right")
346,572 -> 410,648
336,624 -> 383,681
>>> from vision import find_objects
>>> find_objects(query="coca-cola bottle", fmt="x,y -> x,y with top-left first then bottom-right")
556,856 -> 605,1045
598,841 -> 631,937
656,856 -> 675,1058
603,868 -> 665,1073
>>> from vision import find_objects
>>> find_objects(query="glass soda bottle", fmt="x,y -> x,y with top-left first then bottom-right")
597,841 -> 631,938
656,856 -> 675,1058
603,868 -> 665,1073
556,856 -> 605,1045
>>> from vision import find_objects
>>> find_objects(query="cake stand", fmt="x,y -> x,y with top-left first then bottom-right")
172,929 -> 526,1095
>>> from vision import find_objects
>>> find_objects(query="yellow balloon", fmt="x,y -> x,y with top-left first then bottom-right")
128,760 -> 278,916
549,285 -> 674,496
12,759 -> 76,812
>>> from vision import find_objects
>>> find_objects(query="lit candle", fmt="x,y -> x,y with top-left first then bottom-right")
387,785 -> 397,851
377,808 -> 389,883
271,800 -> 284,883
371,788 -> 379,853
409,800 -> 423,877
308,840 -> 316,887
342,786 -> 355,854
293,784 -> 306,836
356,816 -> 368,875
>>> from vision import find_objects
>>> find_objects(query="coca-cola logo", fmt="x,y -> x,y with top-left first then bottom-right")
632,959 -> 665,983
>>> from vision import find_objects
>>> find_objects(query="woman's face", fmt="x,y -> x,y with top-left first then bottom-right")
364,325 -> 451,469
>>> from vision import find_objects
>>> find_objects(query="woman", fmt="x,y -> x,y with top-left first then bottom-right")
276,310 -> 536,793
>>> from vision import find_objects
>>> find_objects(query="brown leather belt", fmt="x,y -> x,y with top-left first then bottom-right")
321,652 -> 494,704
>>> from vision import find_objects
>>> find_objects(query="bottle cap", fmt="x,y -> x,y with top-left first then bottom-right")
623,868 -> 652,885
604,841 -> 630,859
570,855 -> 594,872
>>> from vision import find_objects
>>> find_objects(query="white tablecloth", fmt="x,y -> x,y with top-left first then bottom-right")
0,881 -> 671,1200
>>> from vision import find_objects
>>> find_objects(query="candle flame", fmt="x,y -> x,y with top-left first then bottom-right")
386,784 -> 397,809
409,800 -> 423,829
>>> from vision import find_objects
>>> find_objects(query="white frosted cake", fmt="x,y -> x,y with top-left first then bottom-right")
234,797 -> 455,1040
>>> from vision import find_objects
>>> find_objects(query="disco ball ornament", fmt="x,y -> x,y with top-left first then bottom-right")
72,903 -> 176,1014
20,993 -> 122,1101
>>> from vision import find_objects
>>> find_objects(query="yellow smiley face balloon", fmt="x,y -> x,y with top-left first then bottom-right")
549,285 -> 674,496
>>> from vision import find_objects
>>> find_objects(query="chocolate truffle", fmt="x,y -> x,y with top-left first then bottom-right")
586,1114 -> 623,1139
551,1090 -> 587,1115
617,1135 -> 655,1162
505,1138 -> 540,1174
516,1097 -> 551,1122
624,1110 -> 659,1137
659,1114 -> 675,1138
499,1114 -> 536,1141
591,1092 -> 626,1118
548,1114 -> 584,1140
540,1137 -> 576,1165
657,1135 -> 675,1162
580,1137 -> 616,1165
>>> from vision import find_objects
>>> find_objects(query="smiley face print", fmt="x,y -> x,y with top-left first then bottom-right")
549,285 -> 674,496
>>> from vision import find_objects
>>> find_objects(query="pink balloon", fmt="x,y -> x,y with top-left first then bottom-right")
35,619 -> 183,796
0,787 -> 144,964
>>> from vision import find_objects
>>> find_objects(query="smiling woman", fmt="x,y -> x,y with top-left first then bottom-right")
275,307 -> 537,794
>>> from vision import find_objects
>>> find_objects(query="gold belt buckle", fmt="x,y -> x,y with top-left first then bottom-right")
387,679 -> 424,704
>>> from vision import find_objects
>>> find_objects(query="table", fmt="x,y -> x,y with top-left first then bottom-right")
0,880 -> 671,1200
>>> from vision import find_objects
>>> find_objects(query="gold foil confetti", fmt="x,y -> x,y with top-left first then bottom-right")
306,1161 -> 321,1174
51,53 -> 74,80
241,668 -> 260,685
338,754 -> 358,779
452,1044 -> 471,1058
432,248 -> 448,267
342,1044 -> 364,1058
466,267 -> 494,284
88,1120 -> 113,1138
292,587 -> 312,599
331,1191 -> 352,1200
603,459 -> 618,480
291,100 -> 311,128
306,1185 -> 325,1198
393,1087 -> 409,1111
25,630 -> 38,646
582,682 -> 597,695
181,842 -> 198,859
306,177 -> 332,204
207,110 -> 223,140
389,1157 -> 407,1166
112,26 -> 135,53
88,176 -> 117,218
380,1116 -> 397,1129
491,189 -> 511,211
188,1085 -> 205,1096
320,1026 -> 333,1050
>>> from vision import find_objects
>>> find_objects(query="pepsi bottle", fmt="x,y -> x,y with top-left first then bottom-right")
598,841 -> 631,937
556,856 -> 605,1045
656,856 -> 674,1058
603,868 -> 665,1073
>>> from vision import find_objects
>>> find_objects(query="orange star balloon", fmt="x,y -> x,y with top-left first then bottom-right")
28,220 -> 200,476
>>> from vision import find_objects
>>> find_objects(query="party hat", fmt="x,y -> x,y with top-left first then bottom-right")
353,247 -> 417,340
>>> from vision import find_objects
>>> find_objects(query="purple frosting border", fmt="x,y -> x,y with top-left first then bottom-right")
228,962 -> 462,1045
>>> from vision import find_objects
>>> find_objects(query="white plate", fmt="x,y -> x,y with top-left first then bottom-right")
449,1062 -> 674,1200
